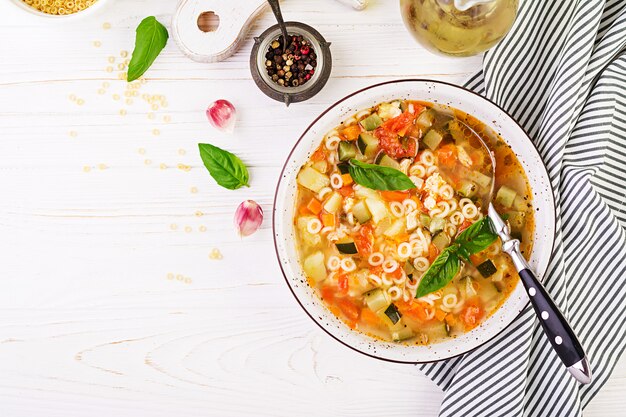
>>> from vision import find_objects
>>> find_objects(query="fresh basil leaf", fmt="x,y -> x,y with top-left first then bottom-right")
198,143 -> 250,190
348,159 -> 416,191
127,16 -> 169,82
415,245 -> 460,298
455,217 -> 498,261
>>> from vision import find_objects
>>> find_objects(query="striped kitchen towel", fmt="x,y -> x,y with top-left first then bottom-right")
418,0 -> 626,416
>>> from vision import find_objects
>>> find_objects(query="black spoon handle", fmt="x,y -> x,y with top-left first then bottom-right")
519,269 -> 591,380
504,241 -> 592,384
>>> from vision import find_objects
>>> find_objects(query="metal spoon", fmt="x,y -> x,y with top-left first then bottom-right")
444,120 -> 592,384
267,0 -> 291,51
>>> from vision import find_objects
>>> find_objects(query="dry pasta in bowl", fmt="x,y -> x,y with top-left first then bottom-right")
11,0 -> 106,18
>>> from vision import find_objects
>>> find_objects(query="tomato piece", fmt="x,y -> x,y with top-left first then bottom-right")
436,144 -> 458,166
337,299 -> 360,322
387,267 -> 403,280
381,110 -> 417,134
461,303 -> 483,330
354,224 -> 374,256
337,273 -> 349,294
321,286 -> 334,302
376,128 -> 417,159
397,300 -> 431,322
459,219 -> 473,232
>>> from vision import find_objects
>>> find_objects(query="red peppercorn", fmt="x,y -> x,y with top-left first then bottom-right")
309,69 -> 315,75
305,74 -> 311,80
301,46 -> 310,55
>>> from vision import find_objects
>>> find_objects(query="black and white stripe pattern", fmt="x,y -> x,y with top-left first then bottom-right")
418,1 -> 626,416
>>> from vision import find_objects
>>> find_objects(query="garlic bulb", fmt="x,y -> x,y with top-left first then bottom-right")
234,200 -> 263,237
206,99 -> 237,133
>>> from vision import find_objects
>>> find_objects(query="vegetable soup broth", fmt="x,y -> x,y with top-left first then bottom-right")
294,100 -> 534,345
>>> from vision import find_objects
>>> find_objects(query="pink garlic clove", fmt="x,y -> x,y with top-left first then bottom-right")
234,200 -> 263,237
206,99 -> 237,133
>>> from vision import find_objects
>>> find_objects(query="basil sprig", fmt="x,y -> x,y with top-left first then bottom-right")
415,217 -> 498,298
348,159 -> 416,191
127,16 -> 169,82
198,143 -> 250,190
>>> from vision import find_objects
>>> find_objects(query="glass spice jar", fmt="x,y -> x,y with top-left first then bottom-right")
250,22 -> 332,106
400,0 -> 518,57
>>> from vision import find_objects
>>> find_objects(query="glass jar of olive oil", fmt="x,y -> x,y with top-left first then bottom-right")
400,0 -> 518,57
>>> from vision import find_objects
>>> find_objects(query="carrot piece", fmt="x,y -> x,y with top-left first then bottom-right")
311,147 -> 326,161
341,173 -> 353,186
321,213 -> 335,228
306,198 -> 322,215
469,254 -> 482,265
337,299 -> 360,321
341,124 -> 362,141
428,244 -> 440,263
338,185 -> 354,197
361,308 -> 381,326
435,309 -> 447,322
299,205 -> 310,215
381,190 -> 409,202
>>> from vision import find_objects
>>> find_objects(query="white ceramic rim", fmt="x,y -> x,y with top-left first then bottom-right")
273,79 -> 556,363
8,0 -> 109,20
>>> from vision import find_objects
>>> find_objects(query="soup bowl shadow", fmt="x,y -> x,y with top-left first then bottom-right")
273,79 -> 556,363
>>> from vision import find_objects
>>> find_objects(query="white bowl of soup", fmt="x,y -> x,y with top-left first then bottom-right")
273,79 -> 555,363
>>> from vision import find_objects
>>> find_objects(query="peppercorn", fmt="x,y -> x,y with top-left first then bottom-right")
264,33 -> 317,88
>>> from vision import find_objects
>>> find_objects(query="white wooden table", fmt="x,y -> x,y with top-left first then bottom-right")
0,1 -> 623,416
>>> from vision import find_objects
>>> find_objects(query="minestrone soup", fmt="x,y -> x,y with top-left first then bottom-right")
294,100 -> 534,345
